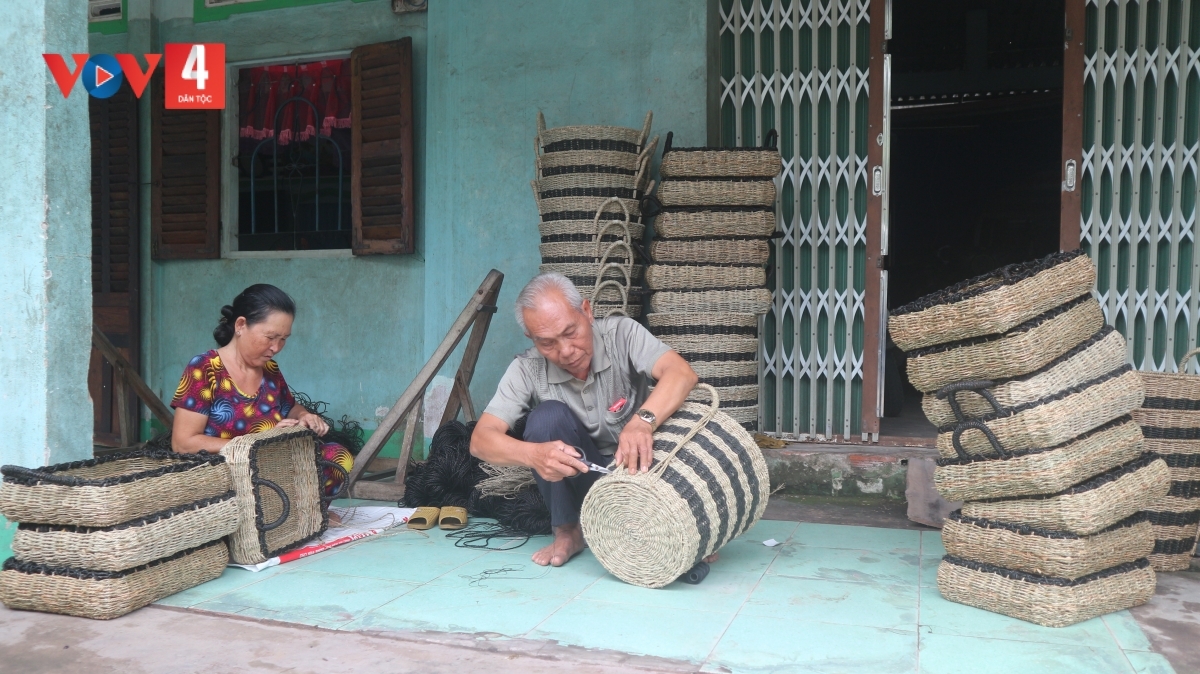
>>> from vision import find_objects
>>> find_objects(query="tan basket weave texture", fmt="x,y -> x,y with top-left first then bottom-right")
660,149 -> 782,178
536,195 -> 642,220
660,336 -> 759,357
649,288 -> 773,314
691,360 -> 758,381
658,180 -> 777,208
646,265 -> 766,291
536,111 -> 651,150
539,219 -> 645,241
654,210 -> 776,239
647,312 -> 759,331
650,239 -> 771,265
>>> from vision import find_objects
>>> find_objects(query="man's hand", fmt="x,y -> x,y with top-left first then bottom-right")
533,441 -> 589,482
615,417 -> 655,473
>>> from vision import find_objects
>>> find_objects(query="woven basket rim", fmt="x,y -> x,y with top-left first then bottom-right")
15,491 -> 236,535
941,554 -> 1150,586
892,250 -> 1087,318
971,454 -> 1160,503
936,326 -> 1116,392
1,449 -> 225,488
1,539 -> 225,581
945,510 -> 1147,540
908,294 -> 1094,358
658,206 -> 775,214
936,416 -> 1134,467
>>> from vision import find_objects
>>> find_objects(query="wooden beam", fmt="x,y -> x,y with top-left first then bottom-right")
1059,0 -> 1086,252
92,325 -> 174,427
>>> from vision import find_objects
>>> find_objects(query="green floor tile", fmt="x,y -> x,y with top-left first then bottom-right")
918,586 -> 1122,649
1124,651 -> 1177,674
918,632 -> 1135,674
920,531 -> 946,558
232,606 -> 357,630
157,566 -> 281,608
300,531 -> 488,583
919,556 -> 941,589
705,613 -> 918,674
578,560 -> 765,614
1101,612 -> 1155,652
530,598 -> 732,663
427,550 -> 605,595
768,545 -> 920,587
193,569 -> 420,626
0,517 -> 13,561
794,523 -> 921,554
743,518 -> 801,544
741,573 -> 918,631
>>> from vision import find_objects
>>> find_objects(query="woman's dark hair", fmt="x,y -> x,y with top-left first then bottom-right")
214,284 -> 296,346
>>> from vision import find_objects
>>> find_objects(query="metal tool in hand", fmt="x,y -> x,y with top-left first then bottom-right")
568,446 -> 612,474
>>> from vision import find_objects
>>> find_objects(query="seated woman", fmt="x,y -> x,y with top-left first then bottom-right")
170,284 -> 352,500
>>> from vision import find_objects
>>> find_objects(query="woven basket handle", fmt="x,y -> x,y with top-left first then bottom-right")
1180,347 -> 1200,372
650,384 -> 721,477
591,279 -> 629,318
950,421 -> 1010,461
762,129 -> 778,150
634,140 -> 658,193
934,380 -> 1002,422
592,195 -> 631,234
316,458 -> 349,506
595,239 -> 635,271
253,476 -> 292,532
638,111 -> 653,149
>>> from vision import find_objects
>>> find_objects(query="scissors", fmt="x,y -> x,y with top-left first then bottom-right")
568,446 -> 612,474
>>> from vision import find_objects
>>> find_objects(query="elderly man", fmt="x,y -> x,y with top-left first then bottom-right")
471,273 -> 700,567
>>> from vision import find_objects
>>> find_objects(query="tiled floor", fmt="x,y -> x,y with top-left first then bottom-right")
153,515 -> 1178,673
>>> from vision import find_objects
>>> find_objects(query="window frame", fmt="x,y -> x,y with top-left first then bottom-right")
220,50 -> 355,259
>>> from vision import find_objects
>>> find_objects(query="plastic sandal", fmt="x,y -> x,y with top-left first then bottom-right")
407,506 -> 440,530
438,506 -> 468,530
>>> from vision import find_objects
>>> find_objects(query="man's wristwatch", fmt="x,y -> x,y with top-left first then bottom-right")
636,408 -> 657,432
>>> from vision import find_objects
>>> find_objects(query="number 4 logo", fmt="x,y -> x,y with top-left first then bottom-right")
164,43 -> 224,110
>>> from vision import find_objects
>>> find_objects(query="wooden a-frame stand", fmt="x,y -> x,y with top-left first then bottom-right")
345,269 -> 504,501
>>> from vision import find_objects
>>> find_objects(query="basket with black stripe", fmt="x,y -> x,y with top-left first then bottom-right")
649,288 -> 773,315
580,385 -> 770,588
647,312 -> 759,338
936,555 -> 1155,628
1133,348 -> 1200,570
0,450 -> 231,528
536,111 -> 654,158
889,250 -> 1097,352
221,426 -> 347,566
655,208 -> 776,240
0,540 -> 228,620
658,130 -> 782,179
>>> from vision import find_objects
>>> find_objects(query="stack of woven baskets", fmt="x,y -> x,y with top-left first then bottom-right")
1134,351 -> 1200,571
889,250 -> 1170,627
532,112 -> 658,319
0,450 -> 238,619
643,131 -> 782,430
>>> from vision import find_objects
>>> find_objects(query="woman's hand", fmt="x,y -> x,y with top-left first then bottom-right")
280,410 -> 329,436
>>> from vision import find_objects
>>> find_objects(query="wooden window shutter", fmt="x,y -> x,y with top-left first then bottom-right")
351,38 -> 416,255
151,73 -> 221,259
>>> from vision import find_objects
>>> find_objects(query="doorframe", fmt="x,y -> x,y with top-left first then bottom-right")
1059,0 -> 1087,251
862,0 -> 891,440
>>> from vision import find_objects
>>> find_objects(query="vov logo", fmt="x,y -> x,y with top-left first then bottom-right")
43,43 -> 225,110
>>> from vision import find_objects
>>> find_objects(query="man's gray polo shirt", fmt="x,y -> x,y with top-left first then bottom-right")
483,316 -> 672,455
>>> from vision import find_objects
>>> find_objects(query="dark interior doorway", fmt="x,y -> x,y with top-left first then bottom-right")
881,0 -> 1066,436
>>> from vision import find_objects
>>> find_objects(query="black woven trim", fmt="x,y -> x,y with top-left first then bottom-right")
543,139 -> 639,154
659,206 -> 774,214
1159,452 -> 1200,469
541,233 -> 639,244
1143,396 -> 1200,411
654,433 -> 731,556
16,491 -> 236,534
1142,426 -> 1200,440
1152,538 -> 1198,554
651,324 -> 760,337
935,416 -> 1134,467
662,176 -> 777,184
1,449 -> 225,488
713,398 -> 758,409
539,187 -> 640,200
907,294 -> 1094,358
664,145 -> 779,153
1167,480 -> 1200,498
540,165 -> 636,177
1146,509 -> 1200,526
2,540 -> 224,581
941,554 -> 1150,586
652,235 -> 774,243
658,462 -> 713,564
541,255 -> 636,265
677,351 -> 759,363
891,250 -> 1087,318
652,286 -> 767,294
541,211 -> 644,224
934,364 -> 1134,432
946,510 -> 1147,540
700,375 -> 759,387
648,261 -> 764,268
971,454 -> 1160,504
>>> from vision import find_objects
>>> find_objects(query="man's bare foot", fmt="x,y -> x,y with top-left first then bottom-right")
703,552 -> 719,563
532,523 -> 585,567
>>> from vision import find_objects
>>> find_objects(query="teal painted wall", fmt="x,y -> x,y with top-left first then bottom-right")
1,0 -> 93,468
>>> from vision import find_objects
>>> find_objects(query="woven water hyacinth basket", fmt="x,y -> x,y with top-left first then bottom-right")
649,239 -> 771,265
0,450 -> 231,528
941,511 -> 1152,580
1146,509 -> 1200,571
11,491 -> 237,572
539,242 -> 638,265
658,130 -> 782,178
536,110 -> 653,155
645,264 -> 767,291
889,250 -> 1096,352
536,193 -> 643,224
657,178 -> 777,208
720,404 -> 759,429
0,540 -> 228,620
922,327 -> 1126,426
660,336 -> 760,363
904,294 -> 1104,393
649,288 -> 773,315
222,427 -> 344,566
655,208 -> 776,240
580,385 -> 770,588
934,366 -> 1144,459
691,360 -> 758,387
934,417 -> 1144,502
936,555 -> 1155,628
960,455 -> 1170,535
647,312 -> 759,337
539,218 -> 646,243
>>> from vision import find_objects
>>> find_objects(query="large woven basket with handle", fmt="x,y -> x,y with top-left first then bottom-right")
647,312 -> 759,337
536,111 -> 653,155
0,450 -> 230,528
581,385 -> 770,588
657,178 -> 777,208
936,555 -> 1155,628
650,239 -> 770,266
649,288 -> 773,315
654,208 -> 776,240
658,130 -> 782,178
889,250 -> 1096,352
222,427 -> 346,565
0,540 -> 228,620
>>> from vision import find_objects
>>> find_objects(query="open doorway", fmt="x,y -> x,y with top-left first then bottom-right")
880,0 -> 1066,440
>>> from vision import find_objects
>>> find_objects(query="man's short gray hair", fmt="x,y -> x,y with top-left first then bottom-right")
514,273 -> 585,334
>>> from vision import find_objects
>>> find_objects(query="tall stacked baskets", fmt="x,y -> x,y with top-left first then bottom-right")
533,112 -> 658,319
1134,350 -> 1200,571
889,250 -> 1169,627
644,132 -> 782,430
0,450 -> 238,619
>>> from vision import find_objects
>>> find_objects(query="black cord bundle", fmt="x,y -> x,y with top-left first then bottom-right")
291,389 -> 365,455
